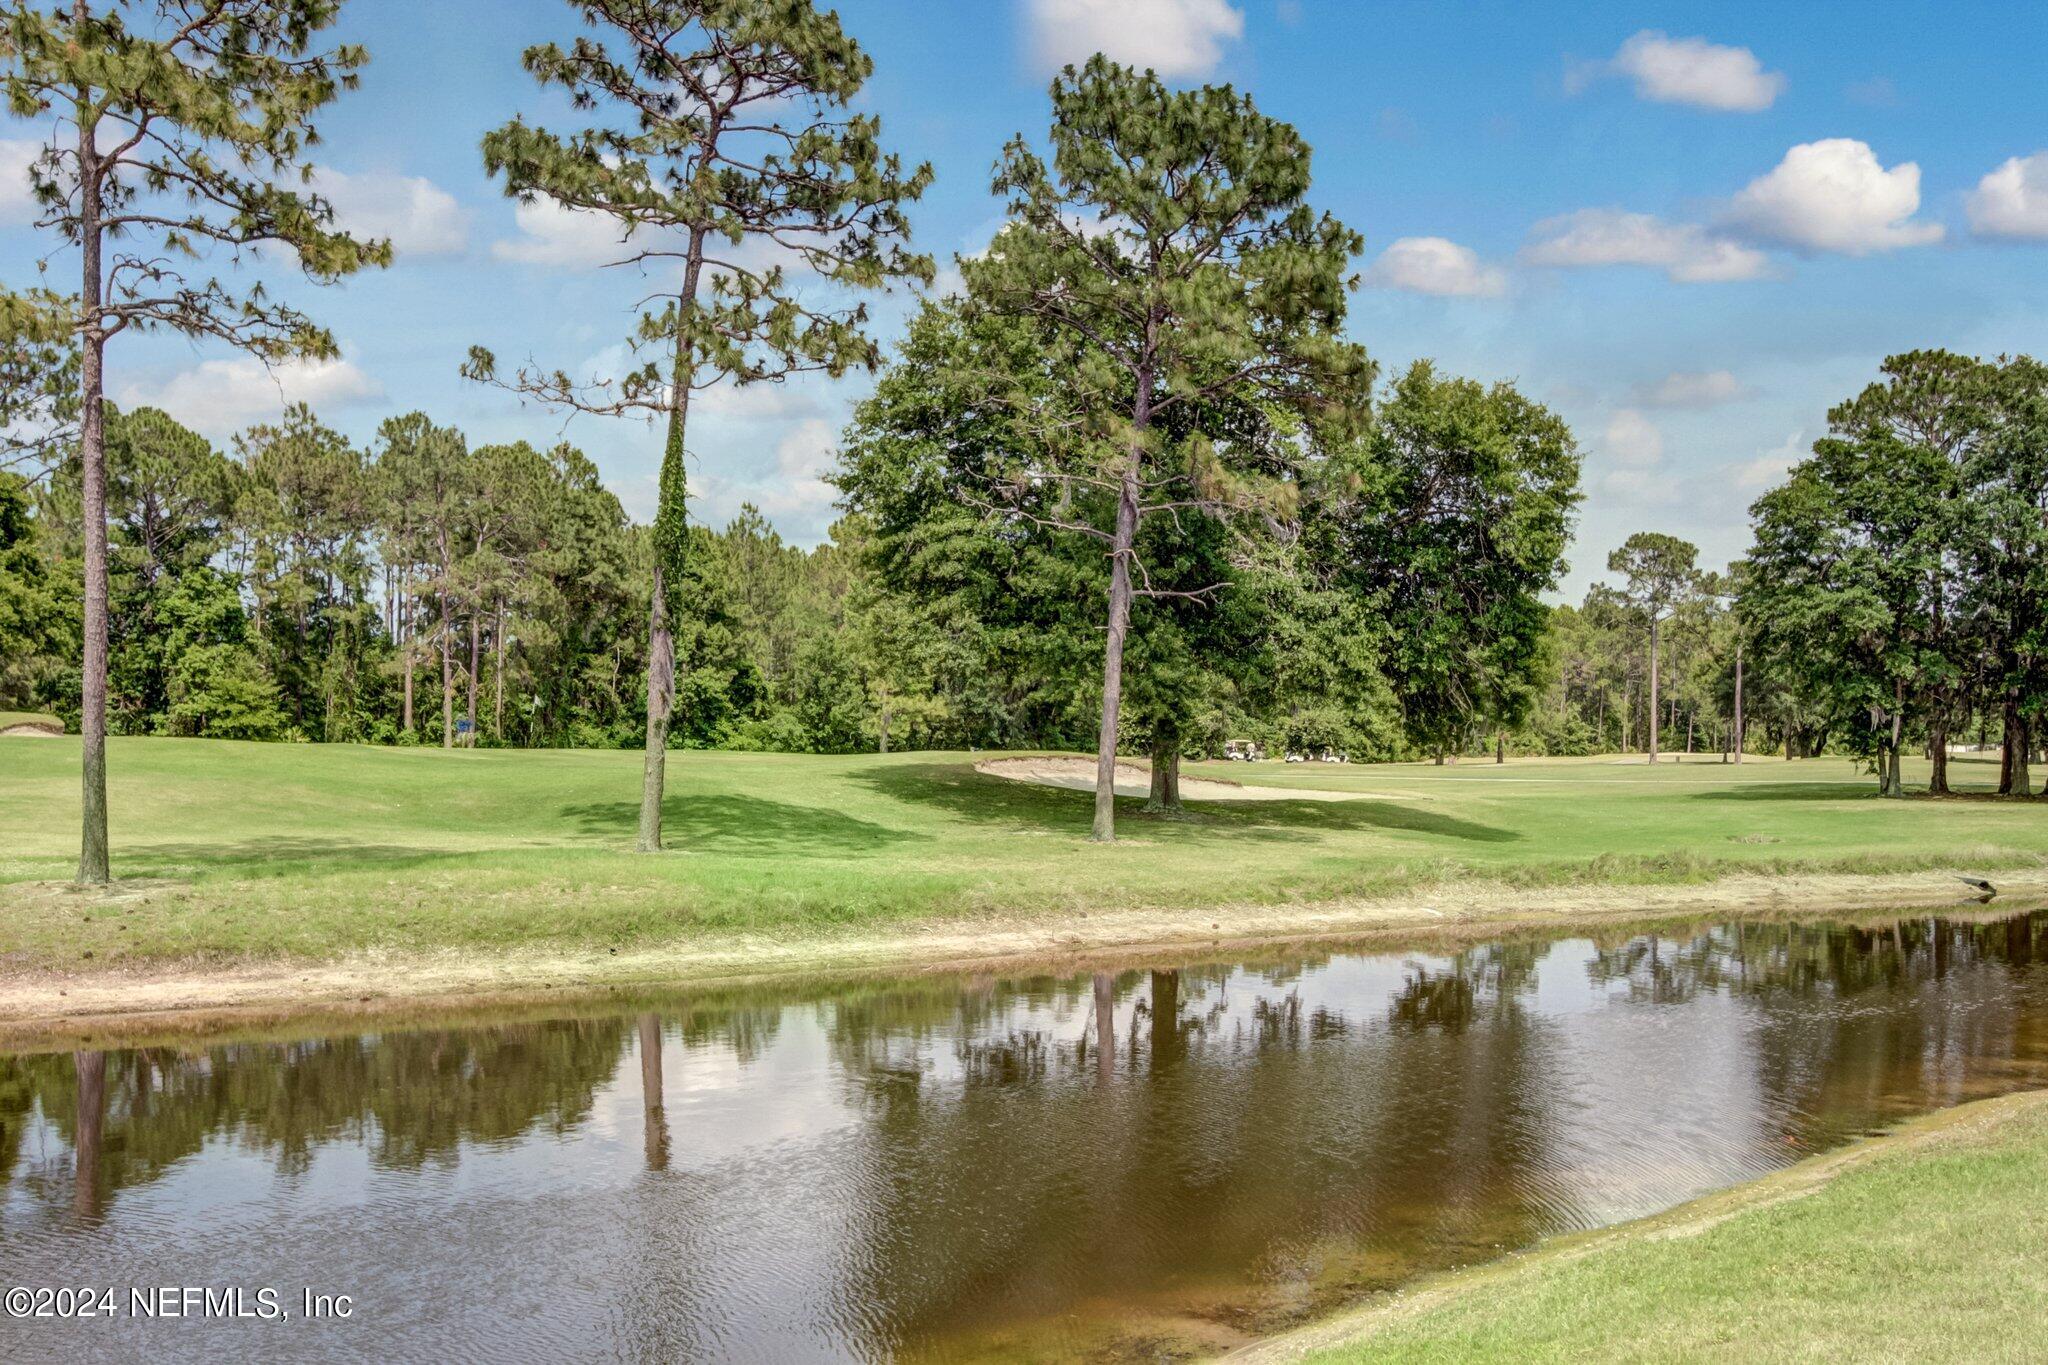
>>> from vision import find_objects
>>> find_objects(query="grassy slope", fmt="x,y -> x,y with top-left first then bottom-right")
0,737 -> 2043,968
1294,1091 -> 2048,1364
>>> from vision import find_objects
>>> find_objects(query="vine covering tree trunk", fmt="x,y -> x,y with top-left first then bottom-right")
639,297 -> 696,853
467,0 -> 929,854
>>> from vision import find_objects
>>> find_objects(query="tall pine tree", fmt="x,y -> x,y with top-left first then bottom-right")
964,57 -> 1369,841
1,0 -> 389,881
466,0 -> 930,851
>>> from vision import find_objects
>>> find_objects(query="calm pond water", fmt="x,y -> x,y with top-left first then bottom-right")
5,907 -> 2048,1362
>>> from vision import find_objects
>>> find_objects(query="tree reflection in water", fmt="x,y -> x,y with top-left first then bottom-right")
1,908 -> 2045,1362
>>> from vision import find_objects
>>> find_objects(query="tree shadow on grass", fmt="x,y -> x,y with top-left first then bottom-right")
856,762 -> 1519,845
1692,783 -> 1887,803
560,793 -> 916,855
124,839 -> 453,880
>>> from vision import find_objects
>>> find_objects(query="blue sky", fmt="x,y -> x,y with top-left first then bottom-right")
6,0 -> 2046,597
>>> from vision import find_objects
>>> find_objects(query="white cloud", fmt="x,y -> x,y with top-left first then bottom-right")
116,355 -> 382,438
921,259 -> 968,299
1726,139 -> 1943,254
1600,467 -> 1665,501
1606,31 -> 1784,112
698,379 -> 826,421
1522,209 -> 1767,283
1026,0 -> 1245,78
494,200 -> 810,281
0,138 -> 39,225
1603,408 -> 1664,466
1638,370 -> 1746,408
1596,412 -> 1680,505
1736,431 -> 1806,490
773,417 -> 838,481
692,416 -> 843,530
492,198 -> 642,269
569,343 -> 827,422
1362,236 -> 1507,297
1967,151 -> 2048,240
309,166 -> 468,257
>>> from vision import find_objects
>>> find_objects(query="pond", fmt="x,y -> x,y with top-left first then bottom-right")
4,907 -> 2047,1361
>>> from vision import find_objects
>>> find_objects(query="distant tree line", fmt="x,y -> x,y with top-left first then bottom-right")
7,344 -> 2041,807
1532,348 -> 2048,795
0,368 -> 1579,767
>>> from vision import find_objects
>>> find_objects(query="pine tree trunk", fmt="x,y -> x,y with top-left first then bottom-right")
439,593 -> 454,750
638,231 -> 705,853
1732,641 -> 1744,765
1092,411 -> 1145,844
877,686 -> 890,755
400,570 -> 414,735
466,613 -> 480,738
492,603 -> 503,741
76,114 -> 110,885
639,564 -> 675,851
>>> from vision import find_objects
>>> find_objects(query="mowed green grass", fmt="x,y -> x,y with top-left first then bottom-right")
1303,1093 -> 2048,1364
0,737 -> 2042,967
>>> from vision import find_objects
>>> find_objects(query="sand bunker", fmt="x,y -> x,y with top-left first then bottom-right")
0,723 -> 62,738
977,756 -> 1372,802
